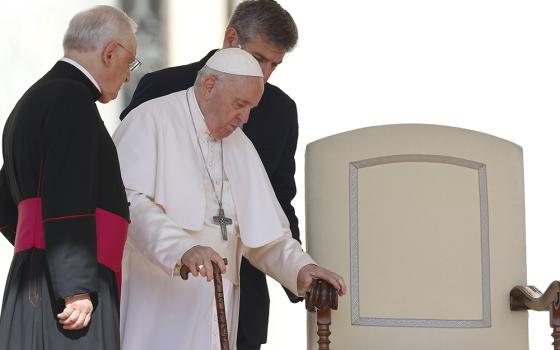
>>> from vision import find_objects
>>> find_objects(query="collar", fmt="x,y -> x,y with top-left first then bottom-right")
59,57 -> 101,93
186,87 -> 212,140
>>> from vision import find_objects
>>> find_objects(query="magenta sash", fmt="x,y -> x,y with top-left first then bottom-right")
14,197 -> 128,290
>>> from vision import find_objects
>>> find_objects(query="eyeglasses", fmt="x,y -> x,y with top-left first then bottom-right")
116,42 -> 142,71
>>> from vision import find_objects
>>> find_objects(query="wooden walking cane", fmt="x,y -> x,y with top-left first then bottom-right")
180,258 -> 230,350
211,259 -> 229,350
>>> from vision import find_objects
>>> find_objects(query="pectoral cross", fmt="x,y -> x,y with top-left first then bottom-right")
213,208 -> 232,241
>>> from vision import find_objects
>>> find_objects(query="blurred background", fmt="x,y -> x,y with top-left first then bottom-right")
1,1 -> 559,348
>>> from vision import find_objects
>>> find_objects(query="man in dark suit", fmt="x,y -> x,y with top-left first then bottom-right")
120,1 -> 300,349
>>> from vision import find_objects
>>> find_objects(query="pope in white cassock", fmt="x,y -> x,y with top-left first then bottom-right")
113,48 -> 346,350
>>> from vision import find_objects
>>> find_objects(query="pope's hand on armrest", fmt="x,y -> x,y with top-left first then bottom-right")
297,264 -> 347,297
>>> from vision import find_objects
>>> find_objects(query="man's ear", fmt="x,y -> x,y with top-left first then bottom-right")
101,40 -> 119,68
201,75 -> 218,99
223,27 -> 240,48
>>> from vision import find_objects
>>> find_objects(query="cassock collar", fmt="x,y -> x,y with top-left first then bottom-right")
59,57 -> 102,93
51,60 -> 102,101
186,88 -> 212,140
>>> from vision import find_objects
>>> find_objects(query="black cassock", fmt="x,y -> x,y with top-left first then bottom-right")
0,61 -> 129,350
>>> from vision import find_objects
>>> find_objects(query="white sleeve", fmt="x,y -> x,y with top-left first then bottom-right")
242,234 -> 316,296
126,189 -> 198,277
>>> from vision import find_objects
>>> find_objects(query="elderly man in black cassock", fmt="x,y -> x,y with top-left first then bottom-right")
0,5 -> 139,350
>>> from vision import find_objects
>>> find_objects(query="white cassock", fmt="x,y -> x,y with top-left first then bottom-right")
113,87 -> 315,350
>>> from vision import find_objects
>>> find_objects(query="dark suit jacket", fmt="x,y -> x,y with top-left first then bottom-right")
120,50 -> 302,345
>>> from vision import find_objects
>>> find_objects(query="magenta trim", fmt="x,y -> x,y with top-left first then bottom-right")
14,198 -> 128,291
43,213 -> 96,224
15,198 -> 45,252
95,207 -> 128,277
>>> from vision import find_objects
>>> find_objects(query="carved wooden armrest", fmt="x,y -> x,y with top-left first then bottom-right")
305,279 -> 338,350
510,281 -> 560,349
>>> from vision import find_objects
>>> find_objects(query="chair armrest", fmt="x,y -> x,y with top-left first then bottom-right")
510,281 -> 560,349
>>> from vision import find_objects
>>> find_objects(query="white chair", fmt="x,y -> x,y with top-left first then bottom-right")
304,124 -> 558,350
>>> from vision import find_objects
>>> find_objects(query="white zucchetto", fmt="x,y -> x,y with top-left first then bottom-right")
205,48 -> 263,77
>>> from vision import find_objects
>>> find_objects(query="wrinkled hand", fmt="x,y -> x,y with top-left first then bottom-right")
57,293 -> 93,330
297,264 -> 347,297
181,245 -> 227,282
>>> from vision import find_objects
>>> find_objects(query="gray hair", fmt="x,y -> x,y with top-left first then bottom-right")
194,65 -> 245,90
63,5 -> 137,53
228,0 -> 298,52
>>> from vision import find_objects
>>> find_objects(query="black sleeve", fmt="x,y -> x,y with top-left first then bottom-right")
272,100 -> 300,243
0,167 -> 18,245
272,100 -> 304,303
41,86 -> 99,300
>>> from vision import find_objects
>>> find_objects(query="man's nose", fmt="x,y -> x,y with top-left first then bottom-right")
240,110 -> 250,123
125,70 -> 131,83
259,63 -> 274,82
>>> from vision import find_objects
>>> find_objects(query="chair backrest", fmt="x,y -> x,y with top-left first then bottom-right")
305,124 -> 528,350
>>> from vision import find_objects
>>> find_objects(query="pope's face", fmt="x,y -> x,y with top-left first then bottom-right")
205,75 -> 264,140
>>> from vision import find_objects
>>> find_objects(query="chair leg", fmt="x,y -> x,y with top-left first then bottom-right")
306,279 -> 338,350
317,308 -> 332,350
551,296 -> 560,350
